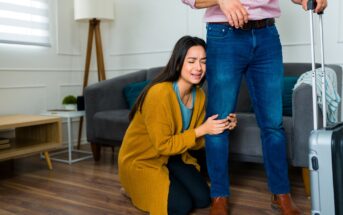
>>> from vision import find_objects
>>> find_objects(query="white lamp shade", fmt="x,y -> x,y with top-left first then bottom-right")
74,0 -> 114,21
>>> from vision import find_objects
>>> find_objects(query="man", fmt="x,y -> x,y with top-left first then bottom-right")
181,0 -> 327,215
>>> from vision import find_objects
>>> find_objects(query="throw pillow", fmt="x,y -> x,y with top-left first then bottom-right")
282,76 -> 299,116
123,80 -> 150,109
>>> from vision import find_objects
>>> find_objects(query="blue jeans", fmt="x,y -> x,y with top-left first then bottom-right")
205,23 -> 290,197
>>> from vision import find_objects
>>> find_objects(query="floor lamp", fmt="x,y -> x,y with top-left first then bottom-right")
74,0 -> 114,149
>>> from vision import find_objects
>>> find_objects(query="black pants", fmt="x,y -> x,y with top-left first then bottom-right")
167,155 -> 210,215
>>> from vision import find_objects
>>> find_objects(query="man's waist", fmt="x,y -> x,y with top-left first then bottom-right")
208,18 -> 275,30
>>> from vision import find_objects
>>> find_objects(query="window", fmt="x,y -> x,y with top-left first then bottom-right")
0,0 -> 50,47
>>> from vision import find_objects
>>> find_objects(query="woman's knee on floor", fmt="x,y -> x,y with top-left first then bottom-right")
193,192 -> 211,208
168,193 -> 193,215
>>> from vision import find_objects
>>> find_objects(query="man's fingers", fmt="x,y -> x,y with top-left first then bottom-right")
302,0 -> 307,10
240,8 -> 249,23
235,10 -> 245,28
315,0 -> 327,13
230,11 -> 240,28
226,12 -> 234,27
218,0 -> 248,28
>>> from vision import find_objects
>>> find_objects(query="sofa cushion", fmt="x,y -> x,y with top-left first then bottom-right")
229,113 -> 293,162
123,80 -> 150,109
93,109 -> 130,141
146,67 -> 163,80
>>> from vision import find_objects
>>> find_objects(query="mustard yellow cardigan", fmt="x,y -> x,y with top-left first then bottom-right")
118,82 -> 206,215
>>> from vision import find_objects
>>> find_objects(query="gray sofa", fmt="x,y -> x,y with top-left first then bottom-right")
84,64 -> 342,170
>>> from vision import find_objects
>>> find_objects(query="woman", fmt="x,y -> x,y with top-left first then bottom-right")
118,36 -> 237,215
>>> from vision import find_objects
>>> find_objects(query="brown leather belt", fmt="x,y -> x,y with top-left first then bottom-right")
210,18 -> 275,30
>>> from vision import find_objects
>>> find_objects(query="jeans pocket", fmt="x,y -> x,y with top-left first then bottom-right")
206,24 -> 231,39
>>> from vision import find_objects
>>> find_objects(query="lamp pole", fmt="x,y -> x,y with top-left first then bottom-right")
82,18 -> 106,91
74,0 -> 114,151
77,18 -> 106,150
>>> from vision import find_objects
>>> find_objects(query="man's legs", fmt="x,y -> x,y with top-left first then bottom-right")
245,25 -> 289,194
205,23 -> 249,199
245,25 -> 300,214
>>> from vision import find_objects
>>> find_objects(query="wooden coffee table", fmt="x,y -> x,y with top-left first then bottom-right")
0,115 -> 62,169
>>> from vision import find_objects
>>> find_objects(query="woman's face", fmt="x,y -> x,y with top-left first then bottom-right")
179,45 -> 206,85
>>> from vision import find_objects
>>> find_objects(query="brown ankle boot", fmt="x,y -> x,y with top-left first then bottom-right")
209,197 -> 229,215
271,193 -> 301,215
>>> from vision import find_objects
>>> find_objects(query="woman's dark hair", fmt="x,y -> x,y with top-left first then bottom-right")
129,35 -> 206,120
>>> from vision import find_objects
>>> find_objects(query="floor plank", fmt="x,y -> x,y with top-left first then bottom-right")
0,147 -> 310,215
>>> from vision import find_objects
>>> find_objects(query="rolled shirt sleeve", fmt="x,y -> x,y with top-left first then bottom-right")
181,0 -> 196,9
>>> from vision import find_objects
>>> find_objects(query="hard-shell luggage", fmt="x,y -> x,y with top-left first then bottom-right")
308,1 -> 343,214
309,125 -> 343,215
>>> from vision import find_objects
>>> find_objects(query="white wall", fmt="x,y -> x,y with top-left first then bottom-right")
279,0 -> 343,64
0,0 -> 342,145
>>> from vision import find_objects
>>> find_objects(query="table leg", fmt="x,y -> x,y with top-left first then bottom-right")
43,151 -> 53,170
67,117 -> 72,164
77,116 -> 83,149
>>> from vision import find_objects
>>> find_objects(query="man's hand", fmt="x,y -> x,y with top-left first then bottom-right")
217,0 -> 248,28
292,0 -> 328,13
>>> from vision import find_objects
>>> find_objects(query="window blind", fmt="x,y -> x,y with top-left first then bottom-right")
0,0 -> 50,47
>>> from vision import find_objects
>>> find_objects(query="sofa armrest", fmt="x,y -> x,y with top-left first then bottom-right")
291,83 -> 323,167
84,70 -> 147,140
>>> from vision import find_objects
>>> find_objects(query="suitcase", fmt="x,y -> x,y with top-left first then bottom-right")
308,1 -> 343,214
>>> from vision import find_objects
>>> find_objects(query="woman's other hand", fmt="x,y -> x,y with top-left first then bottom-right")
195,114 -> 236,137
227,113 -> 237,130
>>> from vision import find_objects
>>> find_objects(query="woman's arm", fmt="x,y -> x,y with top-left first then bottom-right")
191,90 -> 237,150
143,86 -> 200,156
192,113 -> 237,149
143,86 -> 235,155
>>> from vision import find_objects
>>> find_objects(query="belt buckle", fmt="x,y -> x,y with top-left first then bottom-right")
255,20 -> 266,29
240,19 -> 272,30
241,22 -> 252,30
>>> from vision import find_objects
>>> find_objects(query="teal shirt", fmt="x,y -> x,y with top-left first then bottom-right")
173,82 -> 196,131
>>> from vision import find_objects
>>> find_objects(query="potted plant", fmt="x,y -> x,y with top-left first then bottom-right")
62,95 -> 77,110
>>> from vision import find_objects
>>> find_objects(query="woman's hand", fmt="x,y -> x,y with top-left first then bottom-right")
227,113 -> 237,130
195,113 -> 237,137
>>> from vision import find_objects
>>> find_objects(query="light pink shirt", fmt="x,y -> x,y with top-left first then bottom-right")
182,0 -> 281,22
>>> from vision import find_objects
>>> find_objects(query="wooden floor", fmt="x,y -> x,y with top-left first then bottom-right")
0,147 -> 310,215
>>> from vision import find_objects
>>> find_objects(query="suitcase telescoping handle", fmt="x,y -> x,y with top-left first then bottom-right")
308,0 -> 326,130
